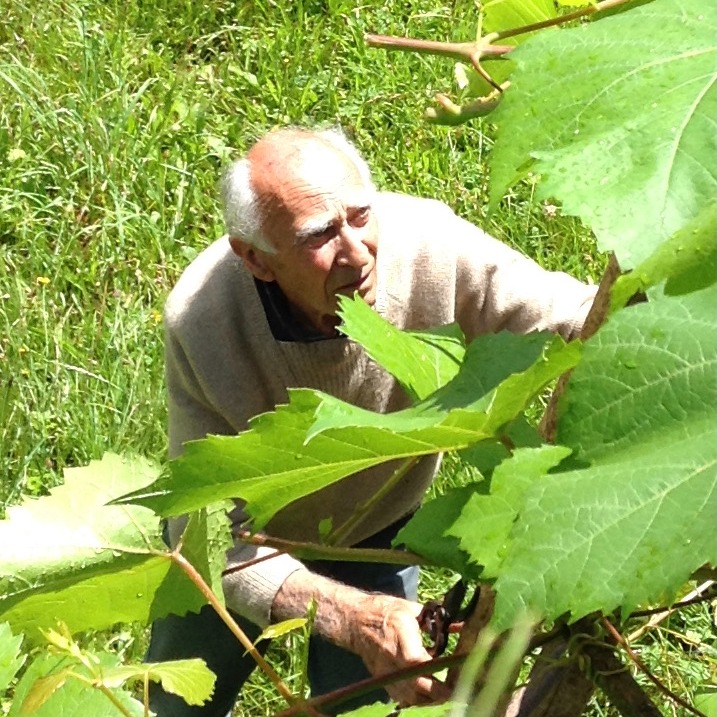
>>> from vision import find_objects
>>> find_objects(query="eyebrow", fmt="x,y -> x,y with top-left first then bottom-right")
294,195 -> 373,242
295,215 -> 335,241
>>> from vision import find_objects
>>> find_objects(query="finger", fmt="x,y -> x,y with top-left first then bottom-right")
391,676 -> 452,707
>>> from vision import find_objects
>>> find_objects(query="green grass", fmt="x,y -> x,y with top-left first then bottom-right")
2,1 -> 711,716
0,0 -> 601,504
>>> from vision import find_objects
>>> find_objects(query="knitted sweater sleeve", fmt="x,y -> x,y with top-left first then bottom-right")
164,301 -> 305,628
447,210 -> 597,340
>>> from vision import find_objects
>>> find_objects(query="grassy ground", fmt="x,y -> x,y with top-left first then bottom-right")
0,0 -> 712,715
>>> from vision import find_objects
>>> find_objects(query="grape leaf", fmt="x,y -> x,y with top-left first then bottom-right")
488,0 -> 717,268
394,486 -> 482,580
611,202 -> 717,310
119,333 -> 580,528
180,501 -> 234,608
307,331 -> 572,438
449,445 -> 572,577
483,0 -> 556,41
0,622 -> 24,694
491,287 -> 717,629
694,692 -> 717,717
0,454 -> 205,639
395,422 -> 547,575
9,652 -> 144,717
338,296 -> 465,401
100,659 -> 216,706
255,617 -> 308,643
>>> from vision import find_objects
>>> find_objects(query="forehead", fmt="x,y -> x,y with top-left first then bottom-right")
250,139 -> 371,241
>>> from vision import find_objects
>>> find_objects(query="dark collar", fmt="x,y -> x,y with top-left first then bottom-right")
253,278 -> 340,343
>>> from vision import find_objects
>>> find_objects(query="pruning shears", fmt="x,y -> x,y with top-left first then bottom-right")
417,579 -> 480,657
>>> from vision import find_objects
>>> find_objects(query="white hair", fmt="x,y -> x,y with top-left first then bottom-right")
220,128 -> 374,253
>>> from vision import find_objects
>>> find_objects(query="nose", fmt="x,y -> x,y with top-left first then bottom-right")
335,227 -> 371,268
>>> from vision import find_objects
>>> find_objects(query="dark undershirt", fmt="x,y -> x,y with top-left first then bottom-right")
254,278 -> 338,343
253,278 -> 415,540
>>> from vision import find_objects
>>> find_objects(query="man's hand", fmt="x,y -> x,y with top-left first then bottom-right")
347,591 -> 451,706
272,569 -> 451,707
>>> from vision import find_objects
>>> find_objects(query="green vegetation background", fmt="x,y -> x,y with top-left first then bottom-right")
0,0 -> 600,503
1,1 -> 710,716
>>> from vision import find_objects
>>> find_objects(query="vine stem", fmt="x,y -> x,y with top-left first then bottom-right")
364,34 -> 513,62
272,627 -> 564,717
326,455 -> 420,546
71,673 -> 136,717
601,617 -> 709,717
627,579 -> 715,639
98,684 -> 136,717
226,530 -> 427,572
273,652 -> 467,717
366,0 -> 636,63
169,550 -> 323,716
540,253 -> 622,443
488,0 -> 634,42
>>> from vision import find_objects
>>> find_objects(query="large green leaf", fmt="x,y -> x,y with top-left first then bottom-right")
490,287 -> 717,629
611,201 -> 717,310
449,445 -> 571,578
120,332 -> 580,528
338,296 -> 465,401
488,0 -> 717,269
0,454 -> 205,639
394,421 -> 544,576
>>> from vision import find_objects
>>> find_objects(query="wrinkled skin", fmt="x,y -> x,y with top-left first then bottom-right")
230,132 -> 379,337
273,569 -> 451,707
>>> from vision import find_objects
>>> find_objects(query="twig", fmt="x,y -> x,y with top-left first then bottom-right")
601,616 -> 708,717
168,550 -> 322,715
97,683 -> 137,717
326,456 -> 419,546
272,626 -> 564,717
274,652 -> 467,717
366,0 -> 636,64
446,585 -> 496,689
504,635 -> 594,717
229,529 -> 427,570
221,547 -> 289,577
488,0 -> 635,42
627,580 -> 715,640
364,34 -> 513,63
65,672 -> 137,717
582,640 -> 663,717
540,253 -> 622,443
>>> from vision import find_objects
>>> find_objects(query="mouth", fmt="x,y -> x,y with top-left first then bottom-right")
336,273 -> 371,296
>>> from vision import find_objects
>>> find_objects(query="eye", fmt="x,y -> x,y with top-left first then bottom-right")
305,226 -> 336,248
349,207 -> 371,228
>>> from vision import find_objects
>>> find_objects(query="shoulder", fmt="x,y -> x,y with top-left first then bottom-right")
164,236 -> 249,332
373,191 -> 456,228
373,191 -> 499,268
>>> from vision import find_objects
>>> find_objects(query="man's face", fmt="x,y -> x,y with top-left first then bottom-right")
234,142 -> 379,336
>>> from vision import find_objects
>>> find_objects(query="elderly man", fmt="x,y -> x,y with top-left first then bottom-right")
146,127 -> 596,716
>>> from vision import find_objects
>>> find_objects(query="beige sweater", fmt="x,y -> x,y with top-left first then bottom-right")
164,192 -> 597,626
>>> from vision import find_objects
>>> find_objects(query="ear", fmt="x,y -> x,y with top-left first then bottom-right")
229,237 -> 276,282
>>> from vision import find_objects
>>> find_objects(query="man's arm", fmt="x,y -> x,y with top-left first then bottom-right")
450,211 -> 598,342
273,569 -> 451,707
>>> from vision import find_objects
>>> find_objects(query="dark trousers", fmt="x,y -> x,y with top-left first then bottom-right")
146,561 -> 419,716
